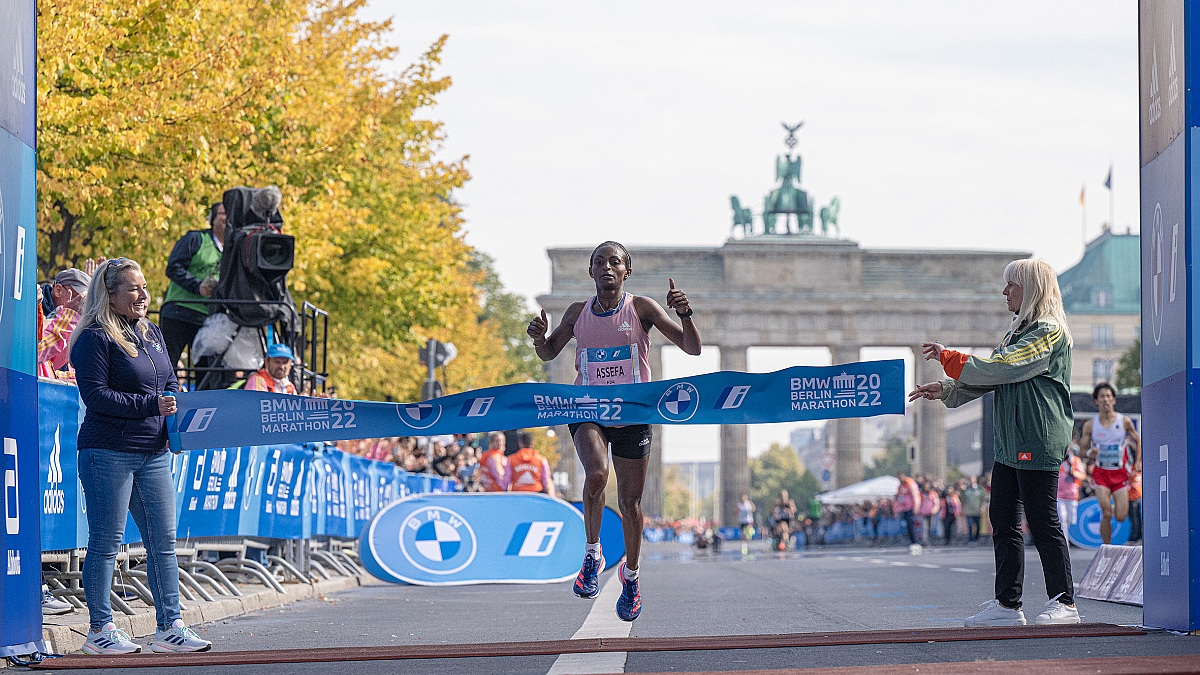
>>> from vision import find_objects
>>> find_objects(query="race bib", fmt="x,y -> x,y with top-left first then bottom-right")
580,345 -> 640,386
1096,443 -> 1123,470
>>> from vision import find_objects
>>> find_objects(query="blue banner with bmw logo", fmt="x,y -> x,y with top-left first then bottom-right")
170,360 -> 904,451
361,493 -> 587,585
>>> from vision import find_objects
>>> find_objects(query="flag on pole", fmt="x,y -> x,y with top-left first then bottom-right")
1080,184 -> 1085,206
1104,164 -> 1113,190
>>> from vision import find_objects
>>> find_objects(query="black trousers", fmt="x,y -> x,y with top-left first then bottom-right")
901,510 -> 917,544
990,461 -> 1074,608
159,315 -> 204,369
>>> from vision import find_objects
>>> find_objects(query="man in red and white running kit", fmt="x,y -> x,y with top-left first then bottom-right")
1079,382 -> 1141,545
528,241 -> 701,621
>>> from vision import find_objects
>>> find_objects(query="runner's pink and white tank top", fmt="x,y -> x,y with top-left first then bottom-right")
573,293 -> 652,386
1091,413 -> 1129,470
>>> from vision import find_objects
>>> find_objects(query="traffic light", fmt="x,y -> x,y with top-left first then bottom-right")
419,340 -> 457,367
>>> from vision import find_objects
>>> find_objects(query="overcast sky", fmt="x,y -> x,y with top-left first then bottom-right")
364,1 -> 1139,462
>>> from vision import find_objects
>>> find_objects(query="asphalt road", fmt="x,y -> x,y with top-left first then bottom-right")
41,541 -> 1200,674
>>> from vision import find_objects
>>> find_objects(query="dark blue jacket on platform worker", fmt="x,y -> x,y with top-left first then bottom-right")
70,318 -> 179,454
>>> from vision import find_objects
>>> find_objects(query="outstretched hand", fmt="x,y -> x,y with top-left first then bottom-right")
920,342 -> 945,361
907,382 -> 943,403
527,309 -> 549,346
666,278 -> 690,316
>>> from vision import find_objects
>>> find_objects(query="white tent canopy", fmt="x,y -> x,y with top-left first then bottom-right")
816,476 -> 900,505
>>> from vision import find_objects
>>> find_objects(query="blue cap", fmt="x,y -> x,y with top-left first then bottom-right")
266,343 -> 294,360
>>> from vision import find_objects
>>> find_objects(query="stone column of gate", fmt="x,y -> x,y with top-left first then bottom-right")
643,345 -> 665,517
719,345 -> 749,527
831,345 -> 863,488
912,347 -> 948,480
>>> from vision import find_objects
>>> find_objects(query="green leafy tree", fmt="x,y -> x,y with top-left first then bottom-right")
863,436 -> 913,479
468,251 -> 547,384
1116,338 -> 1141,392
662,464 -> 694,521
749,443 -> 822,518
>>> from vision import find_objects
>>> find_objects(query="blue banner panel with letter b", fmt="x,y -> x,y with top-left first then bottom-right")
361,493 -> 586,585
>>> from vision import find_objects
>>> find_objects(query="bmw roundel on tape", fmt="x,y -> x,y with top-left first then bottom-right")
168,360 -> 904,451
361,493 -> 587,585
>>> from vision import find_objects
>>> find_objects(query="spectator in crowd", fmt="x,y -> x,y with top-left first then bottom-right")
738,493 -> 755,554
509,430 -> 556,497
943,486 -> 962,545
161,203 -> 226,368
37,268 -> 91,379
895,471 -> 921,552
918,481 -> 941,545
961,475 -> 984,544
806,493 -> 824,545
1056,441 -> 1088,545
244,343 -> 297,394
911,257 -> 1079,626
1127,470 -> 1143,543
477,432 -> 511,492
69,258 -> 211,654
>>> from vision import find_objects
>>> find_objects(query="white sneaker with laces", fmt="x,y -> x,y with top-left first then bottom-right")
1034,593 -> 1081,625
965,599 -> 1027,627
41,585 -> 73,615
82,622 -> 141,654
150,619 -> 212,653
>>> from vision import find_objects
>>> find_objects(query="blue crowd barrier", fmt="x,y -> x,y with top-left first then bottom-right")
38,380 -> 456,551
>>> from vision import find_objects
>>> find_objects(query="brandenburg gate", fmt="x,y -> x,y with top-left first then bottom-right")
536,124 -> 1025,525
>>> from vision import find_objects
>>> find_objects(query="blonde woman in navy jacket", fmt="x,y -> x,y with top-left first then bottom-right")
68,258 -> 211,654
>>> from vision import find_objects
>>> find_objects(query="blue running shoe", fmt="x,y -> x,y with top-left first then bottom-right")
573,550 -> 604,598
616,562 -> 641,621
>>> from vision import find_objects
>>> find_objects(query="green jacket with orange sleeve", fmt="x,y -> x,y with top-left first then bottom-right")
937,318 -> 1073,472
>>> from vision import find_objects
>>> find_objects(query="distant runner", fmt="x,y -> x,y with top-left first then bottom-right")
528,241 -> 701,621
1079,382 -> 1140,545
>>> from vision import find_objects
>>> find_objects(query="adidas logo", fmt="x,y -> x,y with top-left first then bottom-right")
618,320 -> 631,332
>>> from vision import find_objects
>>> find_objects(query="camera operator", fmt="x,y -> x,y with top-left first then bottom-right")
161,203 -> 226,367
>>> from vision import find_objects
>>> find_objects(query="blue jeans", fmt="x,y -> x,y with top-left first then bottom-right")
79,448 -> 181,632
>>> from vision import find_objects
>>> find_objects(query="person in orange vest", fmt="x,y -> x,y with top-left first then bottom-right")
477,432 -> 511,492
244,343 -> 297,394
509,430 -> 556,497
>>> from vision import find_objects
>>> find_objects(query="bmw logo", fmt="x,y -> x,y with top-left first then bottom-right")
400,506 -> 477,574
397,402 -> 442,430
657,382 -> 699,422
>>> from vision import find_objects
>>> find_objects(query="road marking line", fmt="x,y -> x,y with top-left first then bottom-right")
916,563 -> 941,569
949,567 -> 978,573
547,572 -> 631,674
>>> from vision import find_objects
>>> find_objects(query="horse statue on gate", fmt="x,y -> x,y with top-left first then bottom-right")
819,196 -> 841,238
729,195 -> 754,238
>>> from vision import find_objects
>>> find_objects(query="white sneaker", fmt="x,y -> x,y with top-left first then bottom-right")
150,619 -> 212,653
41,585 -> 73,615
965,599 -> 1027,627
82,622 -> 141,654
1034,593 -> 1082,625
908,543 -> 923,555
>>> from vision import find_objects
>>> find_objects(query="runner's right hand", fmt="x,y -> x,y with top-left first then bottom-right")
528,309 -> 548,344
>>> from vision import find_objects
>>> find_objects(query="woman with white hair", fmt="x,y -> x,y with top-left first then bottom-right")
909,258 -> 1078,627
68,258 -> 212,654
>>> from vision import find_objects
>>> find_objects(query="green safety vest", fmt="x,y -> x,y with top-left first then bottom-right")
164,231 -> 222,315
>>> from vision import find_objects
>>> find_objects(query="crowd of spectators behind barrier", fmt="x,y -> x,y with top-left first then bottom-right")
659,457 -> 1146,551
335,435 -> 483,491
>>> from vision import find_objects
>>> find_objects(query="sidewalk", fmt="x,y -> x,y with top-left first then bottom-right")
39,574 -> 371,655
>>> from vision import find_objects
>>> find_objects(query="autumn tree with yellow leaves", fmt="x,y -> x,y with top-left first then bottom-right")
37,0 -> 539,401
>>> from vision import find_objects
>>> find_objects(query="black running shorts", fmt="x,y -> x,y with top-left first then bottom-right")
567,423 -> 653,460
